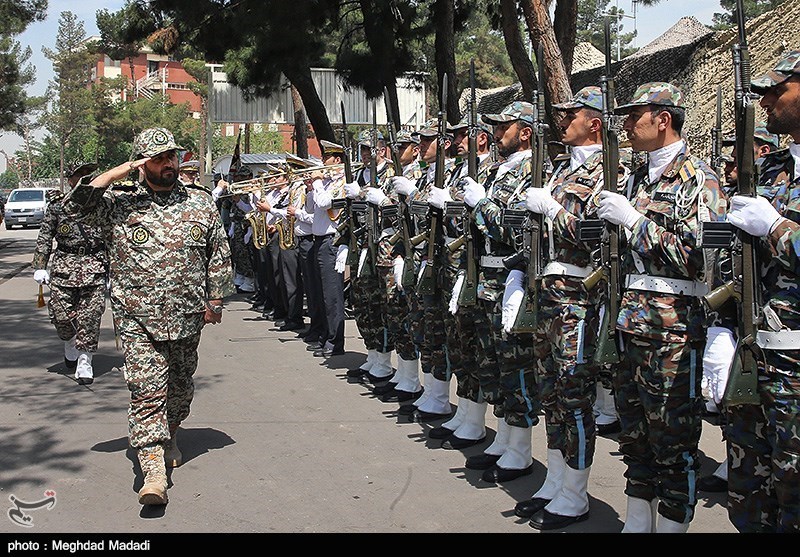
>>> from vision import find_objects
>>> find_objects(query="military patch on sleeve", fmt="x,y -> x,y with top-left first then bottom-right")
58,223 -> 71,235
190,224 -> 203,242
654,191 -> 676,203
679,160 -> 697,183
131,226 -> 150,245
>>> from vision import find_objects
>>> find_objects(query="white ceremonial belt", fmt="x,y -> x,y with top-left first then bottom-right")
479,255 -> 506,268
542,261 -> 593,278
624,274 -> 709,297
380,227 -> 396,239
756,330 -> 800,350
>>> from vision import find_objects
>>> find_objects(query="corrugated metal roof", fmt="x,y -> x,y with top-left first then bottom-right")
209,67 -> 427,128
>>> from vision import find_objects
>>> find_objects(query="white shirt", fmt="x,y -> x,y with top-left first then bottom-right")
570,144 -> 602,172
648,139 -> 686,184
270,184 -> 312,237
311,176 -> 344,236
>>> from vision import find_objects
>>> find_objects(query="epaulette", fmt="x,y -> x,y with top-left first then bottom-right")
679,159 -> 697,183
111,180 -> 138,192
186,183 -> 212,195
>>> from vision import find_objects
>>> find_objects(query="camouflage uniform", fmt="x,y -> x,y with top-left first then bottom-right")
611,84 -> 727,525
724,52 -> 800,532
445,142 -> 497,405
351,132 -> 396,365
32,189 -> 109,357
67,129 -> 233,454
406,121 -> 455,399
469,104 -> 539,429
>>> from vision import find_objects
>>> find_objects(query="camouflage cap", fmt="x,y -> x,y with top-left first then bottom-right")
68,162 -> 98,179
414,118 -> 441,138
447,115 -> 493,135
132,127 -> 183,159
482,101 -> 535,126
752,50 -> 800,95
356,129 -> 385,147
553,86 -> 604,112
396,129 -> 419,144
319,139 -> 345,155
615,82 -> 685,113
754,122 -> 780,147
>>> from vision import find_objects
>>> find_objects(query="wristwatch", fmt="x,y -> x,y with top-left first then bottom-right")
206,301 -> 223,314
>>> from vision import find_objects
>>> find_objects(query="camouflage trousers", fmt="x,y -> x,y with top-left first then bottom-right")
122,332 -> 201,450
444,268 -> 484,402
420,289 -> 450,381
381,269 -> 417,362
351,272 -> 394,353
48,282 -> 106,353
473,298 -> 539,428
726,361 -> 800,533
533,301 -> 601,470
230,221 -> 254,279
614,331 -> 704,524
453,303 -> 496,403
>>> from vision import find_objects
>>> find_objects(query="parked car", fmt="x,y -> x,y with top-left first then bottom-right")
4,187 -> 58,229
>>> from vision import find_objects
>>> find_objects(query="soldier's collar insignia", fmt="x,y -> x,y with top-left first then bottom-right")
131,226 -> 150,245
190,224 -> 203,242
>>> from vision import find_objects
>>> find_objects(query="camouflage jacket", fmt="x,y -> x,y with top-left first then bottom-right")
617,143 -> 727,341
406,158 -> 456,266
32,190 -> 109,288
541,149 -> 619,306
353,160 -> 396,267
755,147 -> 800,340
472,149 -> 533,302
67,180 -> 234,341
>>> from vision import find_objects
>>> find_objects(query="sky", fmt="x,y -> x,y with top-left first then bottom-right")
0,0 -> 725,173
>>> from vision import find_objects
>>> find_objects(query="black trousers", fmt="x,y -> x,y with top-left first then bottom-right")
280,241 -> 304,325
299,235 -> 326,340
315,234 -> 345,352
267,238 -> 288,317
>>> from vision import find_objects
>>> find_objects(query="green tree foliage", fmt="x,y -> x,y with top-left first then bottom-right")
42,11 -> 98,185
0,0 -> 46,130
712,0 -> 785,29
211,125 -> 284,161
94,2 -> 146,97
576,0 -> 637,60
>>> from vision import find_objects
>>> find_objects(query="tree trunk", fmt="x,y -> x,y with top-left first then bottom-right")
283,66 -> 335,149
290,85 -> 308,159
499,0 -> 537,102
433,0 -> 458,123
59,141 -> 65,192
519,0 -> 573,140
553,0 -> 578,75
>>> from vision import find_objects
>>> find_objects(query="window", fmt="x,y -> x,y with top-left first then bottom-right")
8,190 -> 44,202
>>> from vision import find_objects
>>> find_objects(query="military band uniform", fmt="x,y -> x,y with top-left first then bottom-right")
68,128 -> 234,505
269,182 -> 307,329
33,175 -> 108,385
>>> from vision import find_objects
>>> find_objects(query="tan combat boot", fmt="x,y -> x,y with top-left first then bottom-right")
137,444 -> 168,505
164,426 -> 182,468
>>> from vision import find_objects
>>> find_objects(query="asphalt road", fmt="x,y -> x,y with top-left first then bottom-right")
0,224 -> 736,540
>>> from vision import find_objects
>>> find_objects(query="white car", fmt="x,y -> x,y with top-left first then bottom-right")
4,187 -> 58,229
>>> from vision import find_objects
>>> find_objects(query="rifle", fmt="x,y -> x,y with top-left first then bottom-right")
704,0 -> 762,406
359,99 -> 380,278
383,86 -> 417,290
467,59 -> 478,179
582,18 -> 622,366
502,46 -> 547,333
341,102 -> 362,268
710,85 -> 725,180
416,73 -> 448,296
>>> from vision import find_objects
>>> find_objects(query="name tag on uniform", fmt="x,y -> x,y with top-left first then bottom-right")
654,191 -> 676,203
575,177 -> 593,187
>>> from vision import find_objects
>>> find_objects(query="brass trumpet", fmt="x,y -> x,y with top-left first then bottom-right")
219,162 -> 362,198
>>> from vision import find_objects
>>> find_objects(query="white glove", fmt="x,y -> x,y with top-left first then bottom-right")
391,176 -> 416,197
365,187 -> 388,206
702,326 -> 736,405
501,269 -> 525,333
449,271 -> 465,315
34,269 -> 50,285
428,187 -> 452,209
344,182 -> 360,199
335,245 -> 348,273
727,195 -> 784,237
597,190 -> 642,230
526,188 -> 564,221
393,256 -> 405,292
462,177 -> 487,208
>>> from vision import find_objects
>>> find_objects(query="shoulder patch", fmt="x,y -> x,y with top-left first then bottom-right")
679,160 -> 697,183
